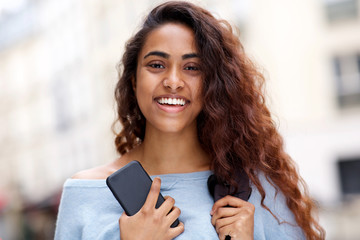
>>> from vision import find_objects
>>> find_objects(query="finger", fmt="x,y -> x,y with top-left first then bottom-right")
211,207 -> 241,225
168,221 -> 185,239
217,224 -> 234,240
143,177 -> 161,210
166,206 -> 181,226
119,211 -> 129,225
212,195 -> 248,213
120,211 -> 129,218
214,215 -> 238,233
158,196 -> 176,216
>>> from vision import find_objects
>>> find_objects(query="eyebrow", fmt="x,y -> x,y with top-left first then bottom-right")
143,51 -> 199,60
182,53 -> 199,60
144,51 -> 169,59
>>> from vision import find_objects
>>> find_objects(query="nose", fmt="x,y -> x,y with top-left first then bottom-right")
163,67 -> 184,90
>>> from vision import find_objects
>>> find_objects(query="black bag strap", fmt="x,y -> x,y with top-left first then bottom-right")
207,170 -> 252,202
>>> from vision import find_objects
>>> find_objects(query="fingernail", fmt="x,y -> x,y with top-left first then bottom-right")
210,210 -> 214,215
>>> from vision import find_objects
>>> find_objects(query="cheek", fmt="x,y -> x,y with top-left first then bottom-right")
193,80 -> 203,103
135,82 -> 152,113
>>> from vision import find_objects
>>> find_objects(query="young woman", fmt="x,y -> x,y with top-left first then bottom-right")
55,1 -> 325,239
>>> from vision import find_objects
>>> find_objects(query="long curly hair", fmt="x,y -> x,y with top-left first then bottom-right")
114,1 -> 325,239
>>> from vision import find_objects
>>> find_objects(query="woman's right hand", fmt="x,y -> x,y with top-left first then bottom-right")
119,177 -> 184,240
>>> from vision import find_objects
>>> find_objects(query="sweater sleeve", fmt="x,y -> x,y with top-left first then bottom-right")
250,173 -> 306,240
54,180 -> 84,240
54,179 -> 121,240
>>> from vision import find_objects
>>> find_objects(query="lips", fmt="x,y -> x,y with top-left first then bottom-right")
154,96 -> 189,113
155,95 -> 189,105
156,97 -> 186,106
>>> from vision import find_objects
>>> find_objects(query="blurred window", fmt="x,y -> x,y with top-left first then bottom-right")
0,1 -> 37,51
333,53 -> 360,107
338,157 -> 360,196
51,77 -> 72,132
324,0 -> 358,22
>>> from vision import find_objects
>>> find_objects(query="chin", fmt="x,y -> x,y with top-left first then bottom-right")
146,119 -> 197,135
157,125 -> 185,134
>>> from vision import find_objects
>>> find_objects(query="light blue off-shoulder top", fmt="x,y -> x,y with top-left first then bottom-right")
54,171 -> 305,239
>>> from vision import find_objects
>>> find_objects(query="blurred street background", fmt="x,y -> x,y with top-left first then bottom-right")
0,0 -> 360,239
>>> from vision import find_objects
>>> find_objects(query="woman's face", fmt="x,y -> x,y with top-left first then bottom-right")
135,23 -> 203,134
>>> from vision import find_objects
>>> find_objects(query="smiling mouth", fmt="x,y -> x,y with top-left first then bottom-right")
156,97 -> 186,106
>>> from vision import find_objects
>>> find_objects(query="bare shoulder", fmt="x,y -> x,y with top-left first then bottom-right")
71,165 -> 112,179
71,156 -> 131,180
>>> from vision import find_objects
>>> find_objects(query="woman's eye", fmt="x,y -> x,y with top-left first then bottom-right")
148,63 -> 165,69
184,65 -> 199,71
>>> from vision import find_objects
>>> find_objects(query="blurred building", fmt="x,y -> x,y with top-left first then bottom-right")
0,0 -> 144,238
0,0 -> 359,239
239,0 -> 360,239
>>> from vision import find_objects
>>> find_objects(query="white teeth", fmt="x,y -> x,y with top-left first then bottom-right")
157,97 -> 186,106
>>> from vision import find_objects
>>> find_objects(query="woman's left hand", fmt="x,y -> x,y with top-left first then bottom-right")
211,195 -> 255,240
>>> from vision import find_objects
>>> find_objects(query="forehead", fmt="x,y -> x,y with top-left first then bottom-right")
139,23 -> 197,57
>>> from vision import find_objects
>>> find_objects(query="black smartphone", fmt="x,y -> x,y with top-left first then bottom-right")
106,160 -> 179,228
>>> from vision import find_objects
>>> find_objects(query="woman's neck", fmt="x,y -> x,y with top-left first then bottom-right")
131,125 -> 210,175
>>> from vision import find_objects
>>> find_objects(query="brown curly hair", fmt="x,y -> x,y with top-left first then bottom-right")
114,1 -> 325,239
